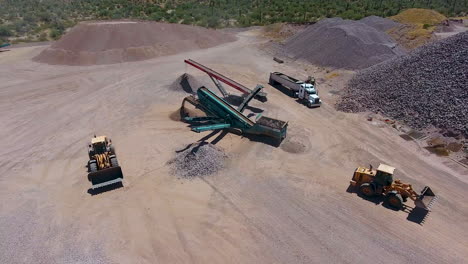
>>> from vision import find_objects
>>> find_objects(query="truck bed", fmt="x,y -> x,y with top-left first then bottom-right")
271,72 -> 301,83
256,116 -> 287,129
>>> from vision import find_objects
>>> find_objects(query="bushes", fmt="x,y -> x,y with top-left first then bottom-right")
0,0 -> 466,41
0,26 -> 13,37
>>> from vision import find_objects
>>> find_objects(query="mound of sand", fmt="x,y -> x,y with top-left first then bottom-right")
284,17 -> 405,69
390,8 -> 446,25
388,9 -> 448,50
33,21 -> 236,65
337,32 -> 468,138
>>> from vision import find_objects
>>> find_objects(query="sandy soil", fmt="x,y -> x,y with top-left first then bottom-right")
0,29 -> 467,264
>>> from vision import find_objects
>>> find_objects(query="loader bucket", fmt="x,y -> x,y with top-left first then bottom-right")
414,186 -> 437,211
88,166 -> 123,189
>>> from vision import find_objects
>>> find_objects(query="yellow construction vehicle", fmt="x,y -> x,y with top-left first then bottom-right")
350,164 -> 437,210
87,135 -> 123,189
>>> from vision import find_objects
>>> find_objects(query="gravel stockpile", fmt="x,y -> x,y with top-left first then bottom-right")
359,16 -> 401,32
169,142 -> 228,178
34,21 -> 236,65
337,32 -> 468,137
169,73 -> 202,94
284,17 -> 405,69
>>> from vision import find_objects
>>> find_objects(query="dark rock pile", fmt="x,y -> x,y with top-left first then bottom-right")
284,17 -> 405,69
337,32 -> 468,137
169,142 -> 228,178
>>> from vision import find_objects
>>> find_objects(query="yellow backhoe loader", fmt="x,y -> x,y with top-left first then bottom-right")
350,164 -> 437,211
87,135 -> 123,189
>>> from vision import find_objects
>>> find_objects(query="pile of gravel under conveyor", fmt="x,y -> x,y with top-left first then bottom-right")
337,31 -> 468,137
169,142 -> 228,178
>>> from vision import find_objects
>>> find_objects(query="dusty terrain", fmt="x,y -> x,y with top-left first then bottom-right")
0,28 -> 467,264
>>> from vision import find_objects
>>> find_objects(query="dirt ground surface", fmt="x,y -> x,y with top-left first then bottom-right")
0,28 -> 467,264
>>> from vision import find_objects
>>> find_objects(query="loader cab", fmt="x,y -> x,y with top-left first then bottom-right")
90,136 -> 109,154
374,164 -> 395,187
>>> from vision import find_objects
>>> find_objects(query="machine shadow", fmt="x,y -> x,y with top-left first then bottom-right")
87,181 -> 123,196
224,95 -> 264,113
346,184 -> 429,224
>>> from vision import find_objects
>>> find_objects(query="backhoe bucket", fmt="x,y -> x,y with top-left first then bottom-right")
88,166 -> 123,189
414,186 -> 437,211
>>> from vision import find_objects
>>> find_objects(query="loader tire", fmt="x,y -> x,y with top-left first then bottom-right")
386,193 -> 403,210
110,157 -> 119,167
89,162 -> 98,173
359,183 -> 375,197
109,145 -> 116,155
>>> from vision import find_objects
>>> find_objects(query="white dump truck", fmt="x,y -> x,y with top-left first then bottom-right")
269,72 -> 321,108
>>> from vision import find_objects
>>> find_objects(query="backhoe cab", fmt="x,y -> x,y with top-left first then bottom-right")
350,164 -> 436,211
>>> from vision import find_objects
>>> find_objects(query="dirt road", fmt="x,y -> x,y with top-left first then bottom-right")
0,30 -> 467,263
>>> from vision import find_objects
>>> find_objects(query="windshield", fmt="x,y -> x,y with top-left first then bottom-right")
305,87 -> 316,94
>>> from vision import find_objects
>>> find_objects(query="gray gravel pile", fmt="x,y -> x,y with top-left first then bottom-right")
169,142 -> 228,178
359,16 -> 401,32
169,73 -> 202,94
337,32 -> 468,137
284,17 -> 405,69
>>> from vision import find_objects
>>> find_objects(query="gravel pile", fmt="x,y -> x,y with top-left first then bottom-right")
169,73 -> 202,94
359,16 -> 401,32
337,32 -> 468,137
34,21 -> 236,65
169,142 -> 228,178
284,17 -> 405,69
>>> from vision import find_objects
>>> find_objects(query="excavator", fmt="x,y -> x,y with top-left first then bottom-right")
87,135 -> 123,189
350,163 -> 437,211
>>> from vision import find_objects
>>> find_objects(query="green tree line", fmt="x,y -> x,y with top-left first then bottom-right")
0,0 -> 466,42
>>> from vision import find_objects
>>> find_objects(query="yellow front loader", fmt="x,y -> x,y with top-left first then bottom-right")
87,135 -> 123,189
350,164 -> 437,211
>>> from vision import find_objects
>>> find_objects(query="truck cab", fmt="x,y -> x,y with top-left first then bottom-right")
297,83 -> 321,107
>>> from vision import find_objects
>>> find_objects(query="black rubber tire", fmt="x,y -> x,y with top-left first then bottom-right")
109,145 -> 116,155
89,162 -> 98,173
359,183 -> 375,197
110,157 -> 119,167
386,193 -> 404,210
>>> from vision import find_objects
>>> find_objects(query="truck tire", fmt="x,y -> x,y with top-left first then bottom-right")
359,183 -> 375,197
89,162 -> 98,173
110,157 -> 119,167
386,192 -> 403,210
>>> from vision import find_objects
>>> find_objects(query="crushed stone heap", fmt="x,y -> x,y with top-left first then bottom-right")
34,21 -> 236,66
169,142 -> 228,178
284,17 -> 405,69
337,32 -> 468,137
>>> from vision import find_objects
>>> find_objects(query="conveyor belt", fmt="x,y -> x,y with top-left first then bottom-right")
198,87 -> 255,127
185,59 -> 252,94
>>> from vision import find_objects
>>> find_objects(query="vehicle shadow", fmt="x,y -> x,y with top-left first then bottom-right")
346,184 -> 429,224
87,181 -> 123,196
269,83 -> 295,97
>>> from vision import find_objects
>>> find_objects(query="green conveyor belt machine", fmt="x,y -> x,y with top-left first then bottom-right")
182,86 -> 287,142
